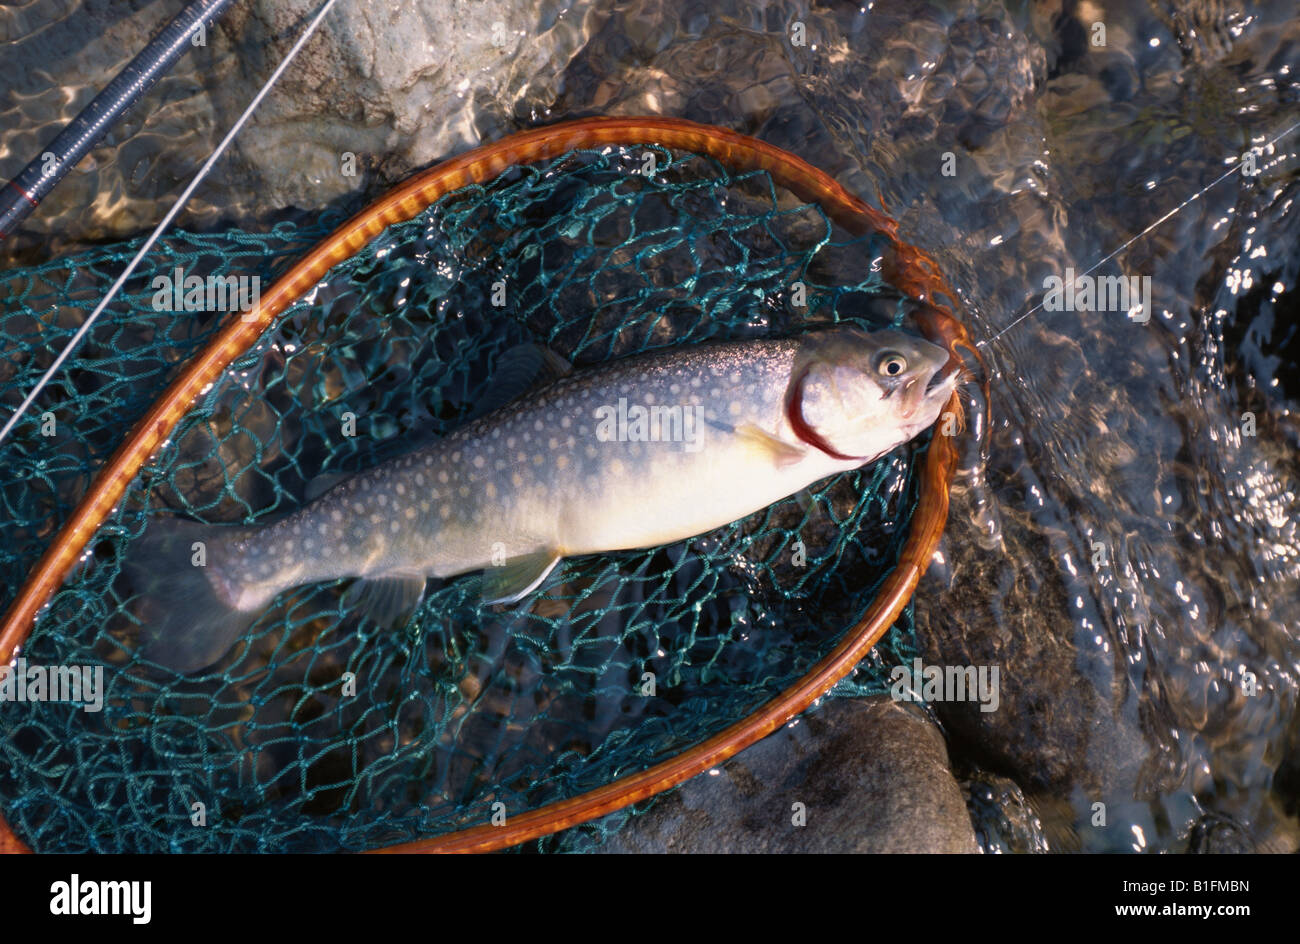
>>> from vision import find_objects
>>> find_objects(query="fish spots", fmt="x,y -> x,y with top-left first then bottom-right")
440,506 -> 451,520
378,494 -> 388,507
511,472 -> 523,487
459,485 -> 469,498
610,458 -> 625,475
517,451 -> 527,463
370,513 -> 382,525
556,455 -> 569,470
729,371 -> 742,385
585,444 -> 598,459
485,482 -> 497,499
533,419 -> 544,431
533,454 -> 544,466
391,521 -> 401,533
396,483 -> 406,496
332,511 -> 344,523
473,455 -> 485,469
405,507 -> 416,520
560,416 -> 571,429
728,401 -> 743,416
439,470 -> 449,484
415,473 -> 425,487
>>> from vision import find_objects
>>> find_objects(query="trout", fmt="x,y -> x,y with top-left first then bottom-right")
126,326 -> 958,671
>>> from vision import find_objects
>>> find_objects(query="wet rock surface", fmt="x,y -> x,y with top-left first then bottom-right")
0,0 -> 599,263
596,696 -> 979,854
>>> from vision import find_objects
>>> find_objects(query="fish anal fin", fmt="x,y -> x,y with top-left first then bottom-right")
481,550 -> 562,605
343,574 -> 428,627
734,423 -> 806,467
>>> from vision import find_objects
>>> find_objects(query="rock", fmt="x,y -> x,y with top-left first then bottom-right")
596,695 -> 979,853
0,0 -> 600,259
963,772 -> 1051,853
220,0 -> 601,214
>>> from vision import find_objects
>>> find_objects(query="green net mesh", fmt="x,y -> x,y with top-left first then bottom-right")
1,144 -> 926,853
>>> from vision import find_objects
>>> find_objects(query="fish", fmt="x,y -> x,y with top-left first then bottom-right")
124,325 -> 959,672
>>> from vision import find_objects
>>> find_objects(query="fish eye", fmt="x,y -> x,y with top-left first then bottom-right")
875,351 -> 907,377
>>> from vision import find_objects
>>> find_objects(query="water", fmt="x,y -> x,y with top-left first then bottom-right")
1,0 -> 1298,852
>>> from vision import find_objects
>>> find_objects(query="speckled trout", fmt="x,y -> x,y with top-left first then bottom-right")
128,326 -> 958,671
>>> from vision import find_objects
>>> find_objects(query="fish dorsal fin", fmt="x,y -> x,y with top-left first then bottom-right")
472,343 -> 573,418
734,422 -> 806,467
481,549 -> 563,605
343,574 -> 428,627
304,470 -> 350,501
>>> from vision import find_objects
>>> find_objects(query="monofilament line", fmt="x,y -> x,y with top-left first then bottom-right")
978,117 -> 1300,350
0,0 -> 340,448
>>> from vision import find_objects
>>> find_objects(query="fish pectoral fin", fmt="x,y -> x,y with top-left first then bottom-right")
480,550 -> 562,605
344,574 -> 428,627
734,423 -> 806,467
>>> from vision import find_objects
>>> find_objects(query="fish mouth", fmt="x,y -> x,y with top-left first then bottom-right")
924,360 -> 961,394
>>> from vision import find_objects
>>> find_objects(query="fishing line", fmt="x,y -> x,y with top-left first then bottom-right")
0,0 -> 340,449
977,117 -> 1300,351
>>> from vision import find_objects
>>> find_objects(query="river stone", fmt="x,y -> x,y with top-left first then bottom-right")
595,695 -> 979,853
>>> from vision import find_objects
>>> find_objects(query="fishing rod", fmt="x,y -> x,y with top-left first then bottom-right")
0,0 -> 239,240
0,0 -> 341,449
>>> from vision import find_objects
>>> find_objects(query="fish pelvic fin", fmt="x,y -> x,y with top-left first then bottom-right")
734,422 -> 806,467
123,517 -> 260,674
480,549 -> 563,605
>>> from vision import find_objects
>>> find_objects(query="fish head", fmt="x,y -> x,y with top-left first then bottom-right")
787,327 -> 959,462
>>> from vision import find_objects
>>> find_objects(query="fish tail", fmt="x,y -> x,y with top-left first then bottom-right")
122,517 -> 260,673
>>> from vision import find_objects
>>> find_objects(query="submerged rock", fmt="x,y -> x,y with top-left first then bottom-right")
595,696 -> 979,853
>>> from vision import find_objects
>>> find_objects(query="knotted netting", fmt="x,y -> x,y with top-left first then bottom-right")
1,142 -> 930,853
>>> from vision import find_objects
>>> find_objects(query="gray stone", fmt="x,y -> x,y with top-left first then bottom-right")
597,696 -> 979,853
